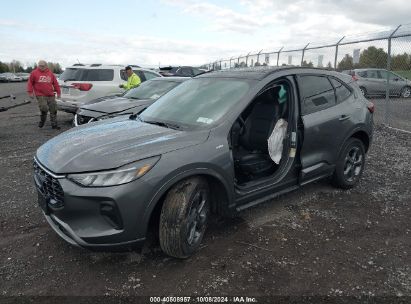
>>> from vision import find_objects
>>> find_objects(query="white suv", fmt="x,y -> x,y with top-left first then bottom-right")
56,64 -> 161,113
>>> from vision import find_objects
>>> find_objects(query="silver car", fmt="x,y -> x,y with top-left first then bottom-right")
0,73 -> 23,82
343,69 -> 411,98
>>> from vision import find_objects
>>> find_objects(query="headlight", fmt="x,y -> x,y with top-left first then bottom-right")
67,156 -> 160,187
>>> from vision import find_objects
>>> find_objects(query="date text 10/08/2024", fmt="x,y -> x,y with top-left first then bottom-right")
149,296 -> 257,303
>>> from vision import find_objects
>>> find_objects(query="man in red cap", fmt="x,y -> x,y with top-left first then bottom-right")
27,60 -> 61,129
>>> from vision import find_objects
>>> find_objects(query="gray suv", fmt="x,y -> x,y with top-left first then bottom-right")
33,67 -> 374,258
343,68 -> 411,98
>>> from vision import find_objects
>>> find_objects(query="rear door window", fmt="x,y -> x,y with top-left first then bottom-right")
330,78 -> 352,103
299,75 -> 336,115
59,68 -> 114,81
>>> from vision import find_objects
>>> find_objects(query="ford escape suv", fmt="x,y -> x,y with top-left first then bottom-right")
33,67 -> 374,259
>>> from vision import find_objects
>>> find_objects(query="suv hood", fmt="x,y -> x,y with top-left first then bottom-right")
36,119 -> 210,174
80,97 -> 151,114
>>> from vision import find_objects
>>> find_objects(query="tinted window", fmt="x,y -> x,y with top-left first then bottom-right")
365,70 -> 379,79
141,78 -> 250,128
330,78 -> 351,103
192,68 -> 202,76
357,71 -> 367,78
123,80 -> 180,100
143,71 -> 159,80
59,68 -> 79,81
379,70 -> 403,81
299,75 -> 335,115
178,68 -> 193,77
120,69 -> 127,81
59,68 -> 113,81
135,71 -> 146,82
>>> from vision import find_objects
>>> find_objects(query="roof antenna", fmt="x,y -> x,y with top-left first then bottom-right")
77,59 -> 80,64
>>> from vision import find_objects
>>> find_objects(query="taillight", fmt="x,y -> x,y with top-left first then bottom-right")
72,83 -> 93,91
367,101 -> 375,113
352,75 -> 359,81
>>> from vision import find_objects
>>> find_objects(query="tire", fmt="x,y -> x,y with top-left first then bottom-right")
400,86 -> 411,98
159,177 -> 210,258
359,86 -> 367,97
332,138 -> 365,189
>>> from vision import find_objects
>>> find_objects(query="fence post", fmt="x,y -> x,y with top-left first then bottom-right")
277,47 -> 283,67
245,52 -> 251,67
301,43 -> 310,66
256,49 -> 263,65
385,24 -> 402,125
334,36 -> 345,70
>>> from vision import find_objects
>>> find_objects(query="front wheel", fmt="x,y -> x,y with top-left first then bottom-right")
400,86 -> 411,98
332,138 -> 365,189
159,177 -> 210,258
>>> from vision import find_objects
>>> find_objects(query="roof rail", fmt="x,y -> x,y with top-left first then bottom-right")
90,63 -> 102,67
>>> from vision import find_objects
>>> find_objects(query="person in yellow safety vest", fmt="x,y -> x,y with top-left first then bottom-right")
119,66 -> 141,90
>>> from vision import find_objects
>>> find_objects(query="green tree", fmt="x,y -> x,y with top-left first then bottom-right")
0,61 -> 10,73
327,61 -> 333,69
301,60 -> 314,67
337,54 -> 354,71
8,60 -> 24,73
391,53 -> 410,70
358,46 -> 387,68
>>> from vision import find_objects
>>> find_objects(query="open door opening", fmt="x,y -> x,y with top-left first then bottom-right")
231,79 -> 292,186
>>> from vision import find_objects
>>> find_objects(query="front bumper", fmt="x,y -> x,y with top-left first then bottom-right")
33,160 -> 153,250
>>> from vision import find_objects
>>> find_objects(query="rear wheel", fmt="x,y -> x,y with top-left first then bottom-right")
159,177 -> 210,258
400,86 -> 411,98
332,138 -> 365,189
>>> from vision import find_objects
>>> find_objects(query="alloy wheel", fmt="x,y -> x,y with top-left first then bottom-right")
343,146 -> 363,183
186,190 -> 208,246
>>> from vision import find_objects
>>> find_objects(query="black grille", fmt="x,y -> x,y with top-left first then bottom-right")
33,160 -> 64,209
76,114 -> 93,125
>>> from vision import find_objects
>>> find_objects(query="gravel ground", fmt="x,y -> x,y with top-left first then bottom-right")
0,83 -> 410,301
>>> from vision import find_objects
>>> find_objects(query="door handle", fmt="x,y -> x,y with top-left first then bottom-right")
339,115 -> 351,121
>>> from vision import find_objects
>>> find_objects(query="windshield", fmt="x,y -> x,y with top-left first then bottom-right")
123,80 -> 181,100
140,78 -> 251,128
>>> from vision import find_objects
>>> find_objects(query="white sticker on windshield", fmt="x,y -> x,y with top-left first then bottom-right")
197,117 -> 214,124
150,93 -> 160,99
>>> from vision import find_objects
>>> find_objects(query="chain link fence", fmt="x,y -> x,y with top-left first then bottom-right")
203,24 -> 411,132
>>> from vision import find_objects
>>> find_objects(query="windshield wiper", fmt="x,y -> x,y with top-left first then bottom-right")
64,78 -> 76,82
129,97 -> 140,100
144,120 -> 180,130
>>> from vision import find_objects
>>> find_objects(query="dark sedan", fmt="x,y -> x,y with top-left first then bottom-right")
74,77 -> 188,126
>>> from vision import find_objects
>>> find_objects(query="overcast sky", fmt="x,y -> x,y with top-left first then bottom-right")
1,0 -> 410,68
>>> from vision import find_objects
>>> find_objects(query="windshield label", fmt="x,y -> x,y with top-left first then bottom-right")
196,117 -> 213,124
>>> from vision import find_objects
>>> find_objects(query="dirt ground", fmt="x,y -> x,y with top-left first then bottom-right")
0,82 -> 410,301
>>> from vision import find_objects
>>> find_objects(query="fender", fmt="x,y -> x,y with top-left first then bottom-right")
141,166 -> 234,232
337,124 -> 372,157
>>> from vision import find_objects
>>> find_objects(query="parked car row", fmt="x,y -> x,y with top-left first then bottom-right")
56,64 -> 162,113
34,67 -> 374,259
0,72 -> 29,82
342,68 -> 411,98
